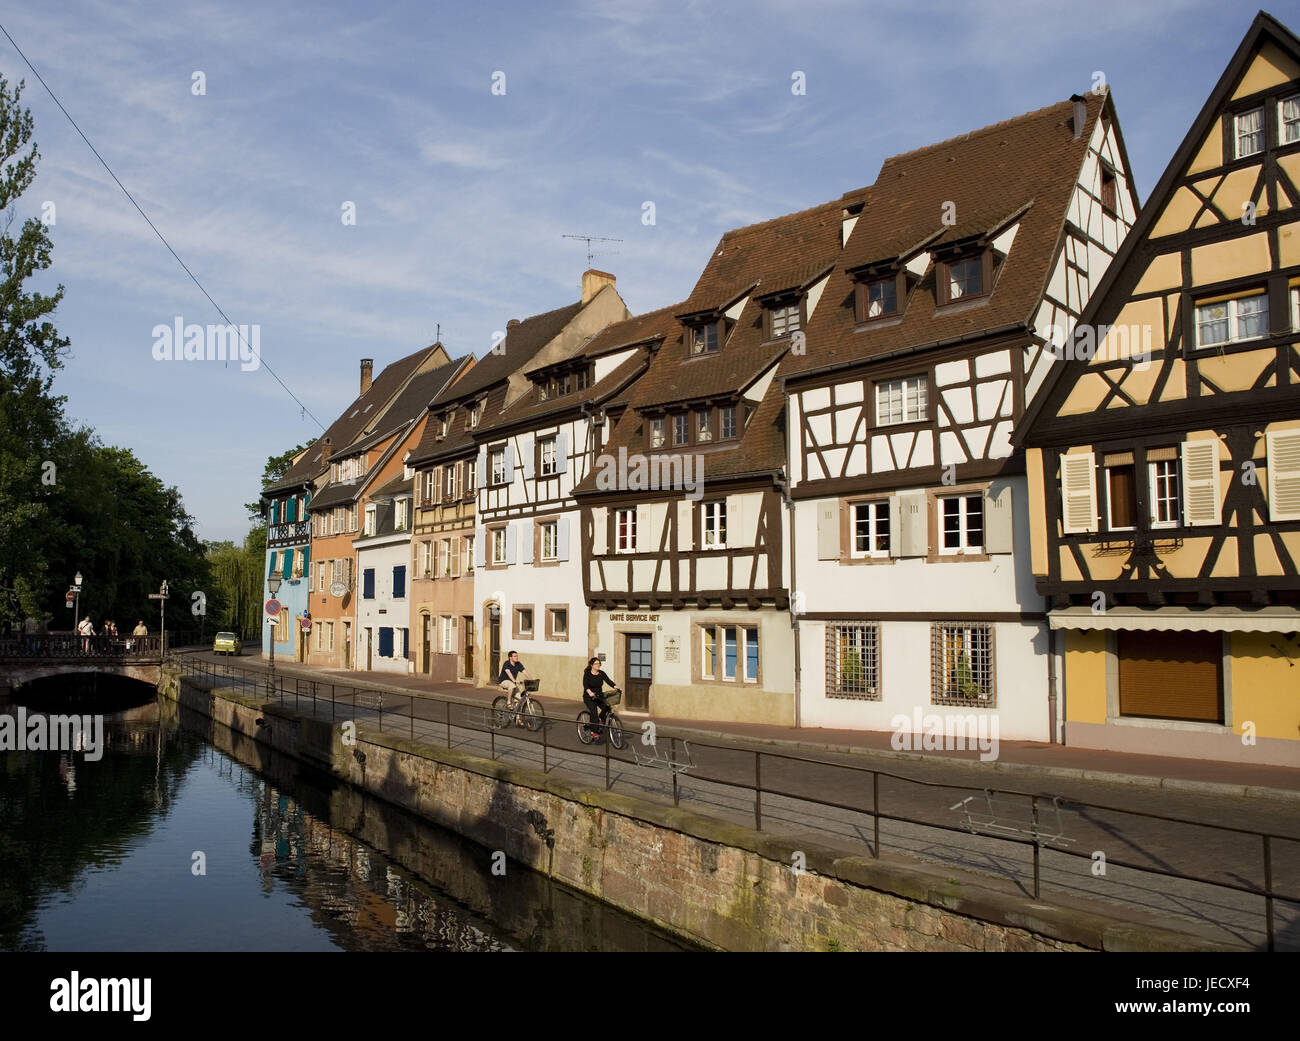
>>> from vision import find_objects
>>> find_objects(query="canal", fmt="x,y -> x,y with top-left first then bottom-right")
0,690 -> 694,951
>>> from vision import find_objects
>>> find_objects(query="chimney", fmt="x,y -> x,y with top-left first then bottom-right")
360,358 -> 374,394
1070,94 -> 1087,141
320,437 -> 332,464
581,268 -> 616,304
507,319 -> 520,329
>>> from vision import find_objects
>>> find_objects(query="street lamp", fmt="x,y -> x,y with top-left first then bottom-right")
74,571 -> 83,629
267,576 -> 281,698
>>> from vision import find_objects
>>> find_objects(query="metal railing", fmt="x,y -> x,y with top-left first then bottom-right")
167,651 -> 1300,951
0,633 -> 165,659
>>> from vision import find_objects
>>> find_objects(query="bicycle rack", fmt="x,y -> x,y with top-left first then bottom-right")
949,790 -> 1075,848
630,738 -> 695,777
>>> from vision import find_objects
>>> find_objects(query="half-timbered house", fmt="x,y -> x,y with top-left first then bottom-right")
1016,13 -> 1300,765
782,92 -> 1137,742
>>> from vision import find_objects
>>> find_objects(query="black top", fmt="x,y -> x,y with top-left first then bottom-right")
499,660 -> 525,684
582,669 -> 617,696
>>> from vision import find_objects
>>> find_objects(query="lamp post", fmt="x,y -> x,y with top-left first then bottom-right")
74,571 -> 82,629
267,576 -> 281,698
148,580 -> 169,659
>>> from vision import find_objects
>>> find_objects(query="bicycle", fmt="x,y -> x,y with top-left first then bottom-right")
492,679 -> 545,732
576,688 -> 624,749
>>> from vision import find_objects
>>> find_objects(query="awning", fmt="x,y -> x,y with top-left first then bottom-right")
1049,605 -> 1300,634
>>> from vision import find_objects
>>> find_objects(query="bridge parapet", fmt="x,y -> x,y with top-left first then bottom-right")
0,634 -> 164,661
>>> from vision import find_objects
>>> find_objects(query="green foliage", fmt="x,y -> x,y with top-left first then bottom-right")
840,647 -> 865,692
245,443 -> 308,523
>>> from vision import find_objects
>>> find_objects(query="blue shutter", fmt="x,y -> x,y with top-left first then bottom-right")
557,517 -> 570,561
363,568 -> 375,599
284,548 -> 294,578
393,565 -> 406,599
403,629 -> 410,659
268,551 -> 278,577
271,500 -> 280,524
287,497 -> 296,522
556,430 -> 568,474
378,627 -> 393,657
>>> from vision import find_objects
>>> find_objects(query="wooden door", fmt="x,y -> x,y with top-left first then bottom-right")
463,616 -> 475,680
422,615 -> 432,674
365,628 -> 373,671
625,632 -> 652,712
488,605 -> 501,682
343,623 -> 351,668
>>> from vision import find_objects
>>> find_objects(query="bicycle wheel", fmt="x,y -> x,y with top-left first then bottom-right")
491,695 -> 510,729
606,712 -> 624,750
523,697 -> 544,732
576,711 -> 594,745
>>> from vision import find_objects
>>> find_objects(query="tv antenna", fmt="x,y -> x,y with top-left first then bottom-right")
563,233 -> 623,267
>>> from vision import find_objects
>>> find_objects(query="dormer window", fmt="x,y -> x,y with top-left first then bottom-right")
650,418 -> 666,449
865,277 -> 898,319
696,409 -> 713,443
769,301 -> 801,339
946,256 -> 984,300
468,402 -> 481,429
1100,167 -> 1117,213
690,323 -> 718,355
672,414 -> 689,446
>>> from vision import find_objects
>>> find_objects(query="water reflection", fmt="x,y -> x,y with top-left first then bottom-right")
0,695 -> 692,952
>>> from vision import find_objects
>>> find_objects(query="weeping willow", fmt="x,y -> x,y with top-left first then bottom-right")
206,531 -> 265,636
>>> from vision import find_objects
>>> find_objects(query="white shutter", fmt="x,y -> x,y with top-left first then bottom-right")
476,451 -> 486,489
474,526 -> 485,568
898,491 -> 927,557
505,523 -> 516,564
1181,440 -> 1221,527
677,499 -> 694,551
521,438 -> 535,480
1060,452 -> 1098,534
592,509 -> 608,555
519,519 -> 534,564
726,494 -> 745,548
984,486 -> 1013,554
817,501 -> 839,560
1266,429 -> 1300,521
557,516 -> 570,561
887,496 -> 902,558
556,430 -> 569,474
503,445 -> 515,484
636,504 -> 652,552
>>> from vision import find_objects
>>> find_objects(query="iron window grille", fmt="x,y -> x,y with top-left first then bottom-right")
931,621 -> 995,707
826,623 -> 881,700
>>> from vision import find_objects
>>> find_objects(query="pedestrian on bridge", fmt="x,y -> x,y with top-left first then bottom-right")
77,615 -> 95,652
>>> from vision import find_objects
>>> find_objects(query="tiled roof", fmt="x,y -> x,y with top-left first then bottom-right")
264,344 -> 442,494
369,473 -> 414,499
339,358 -> 470,458
781,93 -> 1109,379
408,382 -> 509,466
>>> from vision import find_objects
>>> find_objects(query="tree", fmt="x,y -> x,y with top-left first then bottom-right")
245,443 -> 309,523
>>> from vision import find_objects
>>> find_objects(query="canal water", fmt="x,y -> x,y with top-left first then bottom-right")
0,693 -> 693,951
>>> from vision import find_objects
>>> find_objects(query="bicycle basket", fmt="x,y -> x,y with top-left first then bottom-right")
523,679 -> 540,692
604,690 -> 622,705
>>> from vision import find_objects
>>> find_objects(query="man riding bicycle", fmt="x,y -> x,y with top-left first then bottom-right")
498,650 -> 532,711
582,657 -> 621,739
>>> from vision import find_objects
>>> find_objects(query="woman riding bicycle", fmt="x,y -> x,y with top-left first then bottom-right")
582,657 -> 620,739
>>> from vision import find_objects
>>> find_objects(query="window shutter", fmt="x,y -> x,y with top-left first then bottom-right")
556,430 -> 569,474
505,523 -> 516,564
271,501 -> 280,525
286,498 -> 295,522
474,527 -> 485,568
887,496 -> 902,558
677,500 -> 694,551
284,548 -> 294,578
817,502 -> 839,560
521,438 -> 534,480
520,519 -> 534,564
557,517 -> 570,561
476,451 -> 486,489
268,551 -> 278,577
393,565 -> 406,599
592,510 -> 608,555
403,628 -> 410,659
1181,440 -> 1221,527
898,491 -> 927,557
1266,429 -> 1300,521
378,627 -> 393,657
1060,452 -> 1098,534
362,568 -> 375,599
504,445 -> 515,484
984,486 -> 1013,554
726,494 -> 745,548
636,504 -> 652,551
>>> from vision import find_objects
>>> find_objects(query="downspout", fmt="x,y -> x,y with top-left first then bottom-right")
779,388 -> 800,730
1046,621 -> 1058,743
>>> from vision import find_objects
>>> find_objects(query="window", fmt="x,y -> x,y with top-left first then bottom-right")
575,368 -> 591,391
491,528 -> 507,565
827,624 -> 881,700
539,437 -> 558,476
696,409 -> 713,443
770,302 -> 800,338
866,277 -> 897,319
362,568 -> 375,600
649,418 -> 665,449
1195,292 -> 1268,348
515,607 -> 533,637
1103,460 -> 1136,530
442,537 -> 456,575
395,499 -> 408,531
691,323 -> 718,355
364,505 -> 376,536
616,508 -> 637,552
540,520 -> 558,561
327,622 -> 334,651
701,627 -> 716,679
1149,457 -> 1181,529
421,542 -> 433,576
932,622 -> 995,706
720,405 -> 737,440
698,624 -> 759,682
1236,107 -> 1264,158
1100,167 -> 1117,212
491,447 -> 506,485
1282,95 -> 1300,146
464,458 -> 476,496
421,470 -> 436,505
378,627 -> 394,658
703,500 -> 727,548
940,494 -> 984,554
441,616 -> 455,654
291,552 -> 303,579
547,606 -> 568,640
469,402 -> 481,428
443,465 -> 457,500
672,413 -> 689,446
464,536 -> 475,572
392,565 -> 406,599
852,500 -> 890,557
875,375 -> 928,426
946,256 -> 983,300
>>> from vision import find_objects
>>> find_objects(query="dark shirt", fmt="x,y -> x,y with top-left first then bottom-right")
499,660 -> 525,684
582,669 -> 617,697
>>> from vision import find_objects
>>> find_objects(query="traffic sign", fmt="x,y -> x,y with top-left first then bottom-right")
298,616 -> 312,631
65,597 -> 74,609
265,599 -> 282,617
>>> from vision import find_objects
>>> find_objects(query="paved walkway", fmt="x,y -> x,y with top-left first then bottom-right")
181,649 -> 1300,950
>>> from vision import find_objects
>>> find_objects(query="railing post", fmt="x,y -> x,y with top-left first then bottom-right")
543,718 -> 548,773
1264,834 -> 1275,953
754,751 -> 762,831
445,699 -> 451,747
604,734 -> 610,790
872,771 -> 880,858
671,737 -> 679,807
410,695 -> 414,740
1031,794 -> 1041,900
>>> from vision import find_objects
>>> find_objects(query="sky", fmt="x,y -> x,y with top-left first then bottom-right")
1,0 -> 1294,543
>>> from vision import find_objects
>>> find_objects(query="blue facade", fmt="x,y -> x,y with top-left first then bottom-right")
262,489 -> 312,660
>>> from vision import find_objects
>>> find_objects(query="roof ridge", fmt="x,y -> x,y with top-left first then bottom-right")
880,92 -> 1103,169
718,190 -> 866,242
